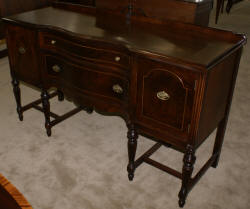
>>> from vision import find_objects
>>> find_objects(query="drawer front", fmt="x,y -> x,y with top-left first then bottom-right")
39,32 -> 129,68
136,58 -> 198,136
6,25 -> 41,86
44,55 -> 128,104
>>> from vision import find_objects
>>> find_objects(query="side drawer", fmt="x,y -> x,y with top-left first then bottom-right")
6,25 -> 41,86
136,58 -> 199,140
43,54 -> 129,104
39,32 -> 129,68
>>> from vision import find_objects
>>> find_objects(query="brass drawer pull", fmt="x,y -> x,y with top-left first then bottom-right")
112,84 -> 123,94
51,40 -> 56,45
157,91 -> 170,101
18,47 -> 26,54
115,56 -> 121,62
52,65 -> 62,73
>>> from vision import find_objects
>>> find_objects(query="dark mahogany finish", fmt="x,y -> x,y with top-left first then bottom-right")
3,5 -> 246,207
0,0 -> 51,57
96,0 -> 213,26
0,0 -> 51,17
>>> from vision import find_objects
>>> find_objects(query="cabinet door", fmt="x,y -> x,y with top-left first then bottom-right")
136,58 -> 198,137
6,25 -> 41,87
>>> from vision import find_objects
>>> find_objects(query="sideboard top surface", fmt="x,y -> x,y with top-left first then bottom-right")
3,7 -> 246,68
173,0 -> 212,3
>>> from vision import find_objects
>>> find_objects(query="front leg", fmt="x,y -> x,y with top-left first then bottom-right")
41,90 -> 51,137
11,78 -> 23,121
178,145 -> 196,208
127,123 -> 138,181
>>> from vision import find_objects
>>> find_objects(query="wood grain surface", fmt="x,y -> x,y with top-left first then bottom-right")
0,173 -> 33,209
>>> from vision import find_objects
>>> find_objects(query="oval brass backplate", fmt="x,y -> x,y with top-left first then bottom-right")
157,91 -> 170,101
52,65 -> 61,73
112,84 -> 123,94
115,56 -> 121,62
51,40 -> 56,45
18,47 -> 26,54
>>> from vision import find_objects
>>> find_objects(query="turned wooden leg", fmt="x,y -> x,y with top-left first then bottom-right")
11,78 -> 23,121
178,145 -> 196,208
127,124 -> 138,181
57,90 -> 64,102
41,90 -> 51,137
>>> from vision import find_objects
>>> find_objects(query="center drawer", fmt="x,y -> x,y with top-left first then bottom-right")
44,54 -> 129,104
39,32 -> 129,68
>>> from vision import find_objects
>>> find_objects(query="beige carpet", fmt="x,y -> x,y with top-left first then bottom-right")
0,2 -> 250,209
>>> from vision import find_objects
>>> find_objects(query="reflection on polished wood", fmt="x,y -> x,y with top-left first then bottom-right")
0,173 -> 33,209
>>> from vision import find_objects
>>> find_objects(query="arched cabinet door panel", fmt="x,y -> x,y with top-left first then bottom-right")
136,57 -> 199,138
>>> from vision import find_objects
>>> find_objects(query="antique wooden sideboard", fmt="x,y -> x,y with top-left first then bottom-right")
2,2 -> 246,207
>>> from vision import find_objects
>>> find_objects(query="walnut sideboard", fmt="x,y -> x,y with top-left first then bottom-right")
2,6 -> 246,207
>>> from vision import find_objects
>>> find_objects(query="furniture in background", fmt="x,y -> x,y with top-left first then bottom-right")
96,0 -> 213,26
0,0 -> 51,58
216,0 -> 243,23
2,0 -> 246,207
0,173 -> 33,209
227,0 -> 243,13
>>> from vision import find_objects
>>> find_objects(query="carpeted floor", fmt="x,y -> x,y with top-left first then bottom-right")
0,2 -> 250,209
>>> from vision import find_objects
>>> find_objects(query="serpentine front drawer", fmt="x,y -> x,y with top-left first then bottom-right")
39,32 -> 130,69
43,54 -> 129,105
